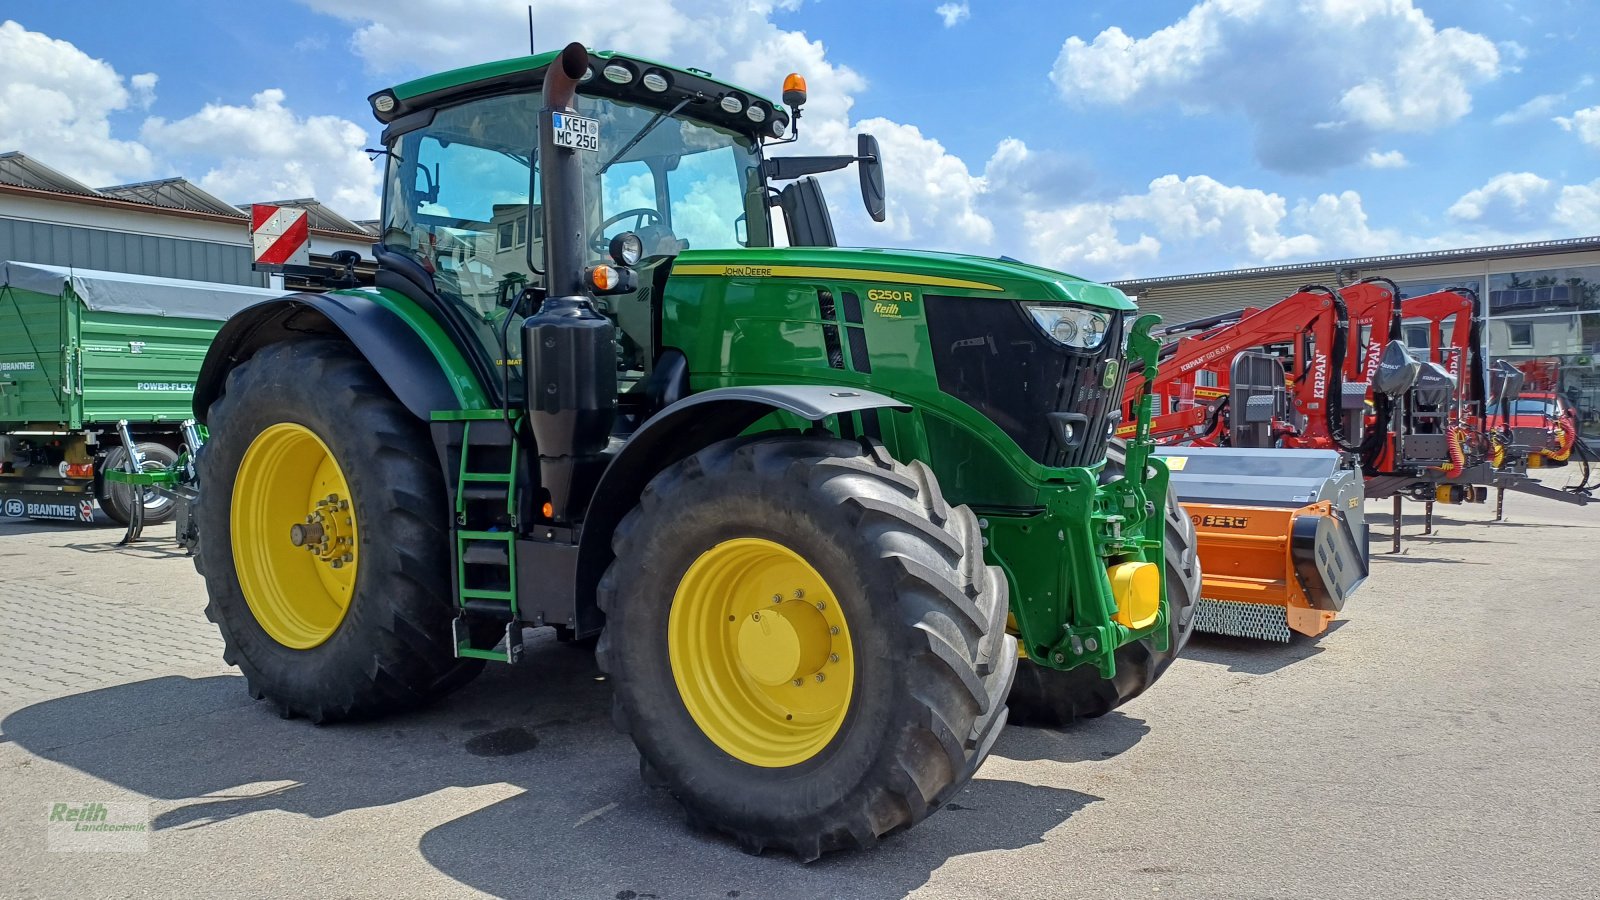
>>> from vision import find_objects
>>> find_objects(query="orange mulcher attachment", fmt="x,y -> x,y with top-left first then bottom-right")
1156,446 -> 1370,642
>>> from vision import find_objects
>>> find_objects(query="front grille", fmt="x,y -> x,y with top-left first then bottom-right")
925,296 -> 1124,468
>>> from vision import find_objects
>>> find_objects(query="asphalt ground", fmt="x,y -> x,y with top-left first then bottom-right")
2,483 -> 1597,899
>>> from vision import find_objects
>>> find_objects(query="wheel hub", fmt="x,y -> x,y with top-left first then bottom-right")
667,538 -> 855,767
232,423 -> 360,649
736,601 -> 833,686
288,493 -> 355,569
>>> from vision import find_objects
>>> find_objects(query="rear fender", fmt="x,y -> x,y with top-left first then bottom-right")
193,291 -> 485,423
571,386 -> 910,634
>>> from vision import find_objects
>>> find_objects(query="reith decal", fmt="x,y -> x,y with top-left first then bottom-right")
866,287 -> 916,319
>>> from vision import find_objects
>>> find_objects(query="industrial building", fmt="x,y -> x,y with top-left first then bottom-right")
1114,236 -> 1600,438
0,152 -> 374,292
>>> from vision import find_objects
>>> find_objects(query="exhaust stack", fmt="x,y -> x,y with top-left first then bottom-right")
523,41 -> 618,523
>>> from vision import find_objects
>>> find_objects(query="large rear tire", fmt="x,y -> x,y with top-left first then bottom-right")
1007,440 -> 1200,728
193,339 -> 483,722
596,435 -> 1015,861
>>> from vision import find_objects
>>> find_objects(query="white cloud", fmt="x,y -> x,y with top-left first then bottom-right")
0,19 -> 155,186
1554,180 -> 1600,233
1363,149 -> 1409,169
1446,172 -> 1554,224
142,89 -> 381,217
1049,0 -> 1500,172
129,73 -> 158,110
1554,105 -> 1600,150
1494,92 -> 1564,126
935,3 -> 970,27
982,156 -> 1392,277
1493,75 -> 1593,126
1288,190 -> 1399,257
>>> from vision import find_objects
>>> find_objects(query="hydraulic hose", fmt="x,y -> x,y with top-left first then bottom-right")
1437,425 -> 1469,476
1356,277 -> 1401,474
1549,417 -> 1577,463
1300,284 -> 1361,454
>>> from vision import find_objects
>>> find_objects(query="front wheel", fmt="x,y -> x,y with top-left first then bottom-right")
1007,440 -> 1201,728
596,436 -> 1015,860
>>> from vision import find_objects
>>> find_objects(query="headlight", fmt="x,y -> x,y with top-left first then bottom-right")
1025,304 -> 1110,350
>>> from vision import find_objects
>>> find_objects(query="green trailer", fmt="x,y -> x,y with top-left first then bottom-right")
0,261 -> 280,524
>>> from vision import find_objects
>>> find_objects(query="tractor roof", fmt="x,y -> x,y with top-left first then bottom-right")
374,49 -> 780,137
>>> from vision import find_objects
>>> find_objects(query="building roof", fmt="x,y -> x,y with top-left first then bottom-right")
99,177 -> 246,218
1113,235 -> 1600,291
1,152 -> 373,241
241,198 -> 374,237
0,152 -> 100,197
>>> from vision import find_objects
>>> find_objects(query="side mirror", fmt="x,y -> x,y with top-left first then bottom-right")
857,133 -> 886,223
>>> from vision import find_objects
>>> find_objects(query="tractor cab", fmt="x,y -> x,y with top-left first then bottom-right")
369,50 -> 880,401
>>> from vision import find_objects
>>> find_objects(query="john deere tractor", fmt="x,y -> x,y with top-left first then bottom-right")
190,43 -> 1199,859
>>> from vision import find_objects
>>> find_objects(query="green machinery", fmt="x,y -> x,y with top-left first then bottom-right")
0,262 -> 276,527
189,43 -> 1201,858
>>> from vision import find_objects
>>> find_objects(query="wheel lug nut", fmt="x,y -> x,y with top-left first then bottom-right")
829,653 -> 840,663
793,589 -> 805,599
792,678 -> 803,687
771,594 -> 782,604
331,560 -> 343,569
830,626 -> 840,635
342,553 -> 353,562
814,673 -> 825,683
815,601 -> 826,610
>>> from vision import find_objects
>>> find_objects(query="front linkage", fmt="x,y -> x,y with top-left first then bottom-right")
100,419 -> 204,548
998,313 -> 1173,678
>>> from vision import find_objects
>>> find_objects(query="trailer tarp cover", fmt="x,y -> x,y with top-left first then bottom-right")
2,260 -> 284,321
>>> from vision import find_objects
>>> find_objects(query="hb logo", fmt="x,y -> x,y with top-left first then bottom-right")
3,499 -> 22,517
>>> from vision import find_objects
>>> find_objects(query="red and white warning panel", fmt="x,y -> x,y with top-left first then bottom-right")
251,204 -> 310,267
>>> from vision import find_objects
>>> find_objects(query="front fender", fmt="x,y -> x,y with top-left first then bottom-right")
193,291 -> 473,423
571,385 -> 910,633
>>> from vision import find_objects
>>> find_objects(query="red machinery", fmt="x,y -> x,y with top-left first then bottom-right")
1124,280 -> 1591,515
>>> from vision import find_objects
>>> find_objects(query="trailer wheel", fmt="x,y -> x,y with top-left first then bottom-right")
596,435 -> 1015,860
97,443 -> 179,525
1007,440 -> 1200,728
192,339 -> 483,722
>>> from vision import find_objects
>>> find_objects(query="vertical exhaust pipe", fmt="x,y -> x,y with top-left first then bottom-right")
523,41 -> 618,523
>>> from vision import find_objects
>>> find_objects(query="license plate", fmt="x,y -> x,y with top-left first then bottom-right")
551,112 -> 600,152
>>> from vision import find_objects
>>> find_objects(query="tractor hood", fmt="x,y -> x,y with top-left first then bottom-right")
669,247 -> 1137,310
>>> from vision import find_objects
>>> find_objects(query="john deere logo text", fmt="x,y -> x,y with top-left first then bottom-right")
1196,514 -> 1250,529
723,265 -> 772,278
867,288 -> 916,318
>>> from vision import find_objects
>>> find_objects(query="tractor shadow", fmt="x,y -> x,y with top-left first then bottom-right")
1178,624 -> 1341,675
2,632 -> 1095,899
994,711 -> 1151,763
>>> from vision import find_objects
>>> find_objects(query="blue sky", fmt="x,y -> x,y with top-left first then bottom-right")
3,0 -> 1597,280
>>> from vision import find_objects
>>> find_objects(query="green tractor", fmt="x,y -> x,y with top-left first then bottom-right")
190,42 -> 1199,859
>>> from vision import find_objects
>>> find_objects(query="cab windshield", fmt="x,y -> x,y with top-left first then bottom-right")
380,88 -> 767,378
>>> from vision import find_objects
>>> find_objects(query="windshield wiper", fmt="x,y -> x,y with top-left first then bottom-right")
599,96 -> 695,174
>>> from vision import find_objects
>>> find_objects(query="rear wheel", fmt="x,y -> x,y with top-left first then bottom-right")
96,442 -> 178,525
597,435 -> 1015,860
193,339 -> 483,722
1007,441 -> 1200,728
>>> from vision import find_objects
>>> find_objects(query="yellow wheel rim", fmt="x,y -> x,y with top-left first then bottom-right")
668,538 -> 855,767
231,423 -> 359,649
